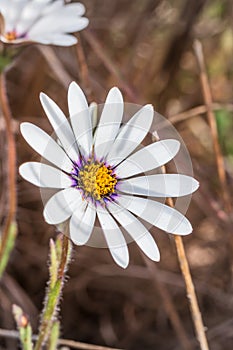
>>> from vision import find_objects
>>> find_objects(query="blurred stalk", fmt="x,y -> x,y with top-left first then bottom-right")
0,72 -> 17,279
0,221 -> 17,277
76,33 -> 94,101
34,234 -> 72,350
193,40 -> 231,213
12,305 -> 33,350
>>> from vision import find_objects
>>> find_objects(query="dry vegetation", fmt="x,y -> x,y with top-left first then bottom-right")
0,0 -> 233,349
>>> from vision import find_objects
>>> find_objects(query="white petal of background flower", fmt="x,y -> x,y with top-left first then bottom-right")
70,203 -> 96,246
19,162 -> 71,188
29,33 -> 78,47
0,0 -> 88,46
117,195 -> 192,235
27,10 -> 88,36
115,139 -> 180,179
97,207 -> 129,268
106,104 -> 154,166
118,174 -> 199,197
44,187 -> 82,225
94,87 -> 124,160
15,0 -> 49,36
41,0 -> 64,15
43,1 -> 85,16
40,92 -> 79,160
108,202 -> 160,261
0,0 -> 26,33
68,82 -> 92,158
20,122 -> 72,172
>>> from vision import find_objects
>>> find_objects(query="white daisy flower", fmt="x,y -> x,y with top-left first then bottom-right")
0,0 -> 88,46
19,82 -> 199,268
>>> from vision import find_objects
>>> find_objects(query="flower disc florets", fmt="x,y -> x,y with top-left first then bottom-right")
72,160 -> 117,202
4,31 -> 17,41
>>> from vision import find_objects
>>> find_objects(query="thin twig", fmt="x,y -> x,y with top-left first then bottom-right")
174,234 -> 209,350
0,328 -> 124,350
167,197 -> 209,350
168,103 -> 233,124
142,255 -> 193,350
0,72 -> 17,278
193,39 -> 231,212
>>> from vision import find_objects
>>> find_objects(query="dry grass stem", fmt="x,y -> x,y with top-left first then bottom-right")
173,233 -> 209,350
142,256 -> 193,350
168,103 -> 233,125
0,328 -> 124,350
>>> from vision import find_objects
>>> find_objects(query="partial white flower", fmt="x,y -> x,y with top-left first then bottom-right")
0,0 -> 88,46
19,82 -> 199,268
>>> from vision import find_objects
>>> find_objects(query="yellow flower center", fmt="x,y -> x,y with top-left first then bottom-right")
4,31 -> 17,41
78,162 -> 117,201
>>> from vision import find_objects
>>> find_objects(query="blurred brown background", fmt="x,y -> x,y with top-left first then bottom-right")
0,0 -> 233,349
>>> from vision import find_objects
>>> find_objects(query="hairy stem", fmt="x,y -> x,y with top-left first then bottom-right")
34,235 -> 71,350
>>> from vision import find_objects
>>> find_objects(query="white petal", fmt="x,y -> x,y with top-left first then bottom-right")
119,174 -> 199,197
115,139 -> 180,179
1,0 -> 26,33
40,93 -> 78,160
70,203 -> 96,245
43,2 -> 86,16
106,104 -> 154,166
68,82 -> 92,158
41,0 -> 64,15
97,207 -> 129,268
94,87 -> 124,160
15,1 -> 49,36
43,187 -> 82,225
108,202 -> 160,261
28,13 -> 88,36
20,122 -> 72,172
117,195 -> 192,235
28,33 -> 78,46
19,162 -> 72,188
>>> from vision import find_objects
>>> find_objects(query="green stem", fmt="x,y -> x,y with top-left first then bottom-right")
47,321 -> 60,350
0,73 -> 17,279
34,235 -> 71,350
12,305 -> 33,350
0,221 -> 17,278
